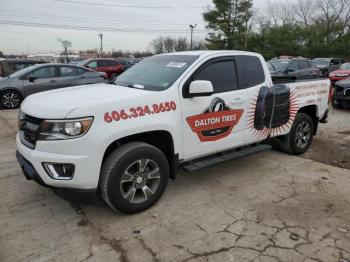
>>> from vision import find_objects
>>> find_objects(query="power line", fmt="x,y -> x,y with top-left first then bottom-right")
53,0 -> 204,9
0,20 -> 208,34
0,12 -> 204,27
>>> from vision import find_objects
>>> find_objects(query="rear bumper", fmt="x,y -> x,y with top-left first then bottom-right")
16,150 -> 97,204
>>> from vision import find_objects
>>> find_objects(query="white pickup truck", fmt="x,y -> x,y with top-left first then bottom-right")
16,51 -> 330,214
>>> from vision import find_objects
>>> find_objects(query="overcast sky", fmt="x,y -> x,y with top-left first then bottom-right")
0,0 -> 277,55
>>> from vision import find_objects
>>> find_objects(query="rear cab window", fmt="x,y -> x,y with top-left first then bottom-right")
235,55 -> 265,89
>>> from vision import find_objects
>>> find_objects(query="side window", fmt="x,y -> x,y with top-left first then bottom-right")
87,61 -> 97,68
98,60 -> 109,67
192,60 -> 237,93
235,55 -> 265,89
77,68 -> 86,75
60,66 -> 78,77
31,67 -> 56,79
289,61 -> 298,71
298,60 -> 310,69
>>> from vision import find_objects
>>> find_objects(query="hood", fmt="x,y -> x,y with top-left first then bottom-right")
0,77 -> 13,85
21,83 -> 151,119
337,78 -> 350,87
330,69 -> 350,76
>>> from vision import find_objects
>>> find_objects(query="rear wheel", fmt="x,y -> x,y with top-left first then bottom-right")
278,113 -> 314,155
100,142 -> 169,214
0,90 -> 22,109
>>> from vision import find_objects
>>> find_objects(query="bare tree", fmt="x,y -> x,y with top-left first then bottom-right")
174,37 -> 189,52
315,0 -> 350,45
293,0 -> 315,27
164,37 -> 175,53
58,38 -> 72,63
151,37 -> 165,54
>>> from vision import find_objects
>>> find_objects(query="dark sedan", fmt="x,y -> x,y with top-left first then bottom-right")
333,78 -> 350,109
268,58 -> 321,83
0,64 -> 108,109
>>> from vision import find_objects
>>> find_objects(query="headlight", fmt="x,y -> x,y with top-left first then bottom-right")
38,117 -> 93,140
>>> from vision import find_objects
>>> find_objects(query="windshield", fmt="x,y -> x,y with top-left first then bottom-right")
266,62 -> 275,71
114,55 -> 198,91
8,65 -> 36,78
77,60 -> 89,66
269,60 -> 290,71
340,63 -> 350,70
313,58 -> 330,65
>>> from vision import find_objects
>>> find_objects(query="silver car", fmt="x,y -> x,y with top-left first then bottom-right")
0,63 -> 108,109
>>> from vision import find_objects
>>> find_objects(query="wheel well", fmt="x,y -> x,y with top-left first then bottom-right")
0,88 -> 23,98
298,105 -> 318,135
102,131 -> 178,179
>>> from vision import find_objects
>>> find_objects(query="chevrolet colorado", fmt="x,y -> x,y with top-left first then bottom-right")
16,51 -> 330,214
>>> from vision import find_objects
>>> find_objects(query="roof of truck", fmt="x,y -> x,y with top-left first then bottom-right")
158,50 -> 259,57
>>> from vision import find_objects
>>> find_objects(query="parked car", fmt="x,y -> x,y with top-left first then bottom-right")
0,59 -> 46,78
313,58 -> 344,77
329,63 -> 350,85
16,51 -> 330,214
269,58 -> 321,83
332,78 -> 350,108
120,60 -> 135,71
78,59 -> 124,79
0,64 -> 108,109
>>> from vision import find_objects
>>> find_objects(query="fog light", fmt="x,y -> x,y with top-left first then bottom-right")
43,163 -> 75,180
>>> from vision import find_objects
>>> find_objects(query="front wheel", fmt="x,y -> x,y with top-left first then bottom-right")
110,73 -> 118,80
332,99 -> 343,109
1,90 -> 22,109
278,113 -> 314,155
100,142 -> 169,214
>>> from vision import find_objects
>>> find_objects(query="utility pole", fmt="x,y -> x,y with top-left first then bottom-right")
98,33 -> 103,57
189,24 -> 197,50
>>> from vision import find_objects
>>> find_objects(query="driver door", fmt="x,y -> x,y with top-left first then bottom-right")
23,66 -> 59,96
181,57 -> 247,159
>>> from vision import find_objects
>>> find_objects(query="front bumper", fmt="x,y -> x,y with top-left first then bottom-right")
16,133 -> 101,203
16,150 -> 97,204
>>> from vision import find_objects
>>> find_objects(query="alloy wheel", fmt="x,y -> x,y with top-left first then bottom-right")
1,92 -> 21,109
295,121 -> 311,149
120,159 -> 161,204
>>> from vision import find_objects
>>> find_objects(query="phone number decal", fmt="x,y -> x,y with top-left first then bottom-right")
104,101 -> 177,123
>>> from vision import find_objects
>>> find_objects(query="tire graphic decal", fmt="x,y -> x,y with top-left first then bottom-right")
247,86 -> 299,139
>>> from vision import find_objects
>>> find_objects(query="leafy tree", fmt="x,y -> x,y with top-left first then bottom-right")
203,0 -> 253,49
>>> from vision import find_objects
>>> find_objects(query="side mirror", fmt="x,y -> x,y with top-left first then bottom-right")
28,76 -> 37,82
188,80 -> 214,97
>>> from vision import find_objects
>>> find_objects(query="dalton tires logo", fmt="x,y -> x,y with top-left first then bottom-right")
186,97 -> 244,142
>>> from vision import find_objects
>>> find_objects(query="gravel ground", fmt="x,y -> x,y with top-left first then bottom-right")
0,108 -> 349,262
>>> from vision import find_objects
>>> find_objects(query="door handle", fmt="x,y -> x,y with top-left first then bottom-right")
231,98 -> 245,104
50,80 -> 57,83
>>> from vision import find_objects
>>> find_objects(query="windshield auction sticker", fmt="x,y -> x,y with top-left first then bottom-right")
187,97 -> 244,142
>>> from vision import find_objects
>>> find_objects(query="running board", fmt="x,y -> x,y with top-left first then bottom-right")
182,144 -> 272,172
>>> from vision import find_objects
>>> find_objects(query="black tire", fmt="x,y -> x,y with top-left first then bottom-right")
100,142 -> 169,214
278,113 -> 314,155
332,99 -> 342,109
0,90 -> 22,109
110,73 -> 118,80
